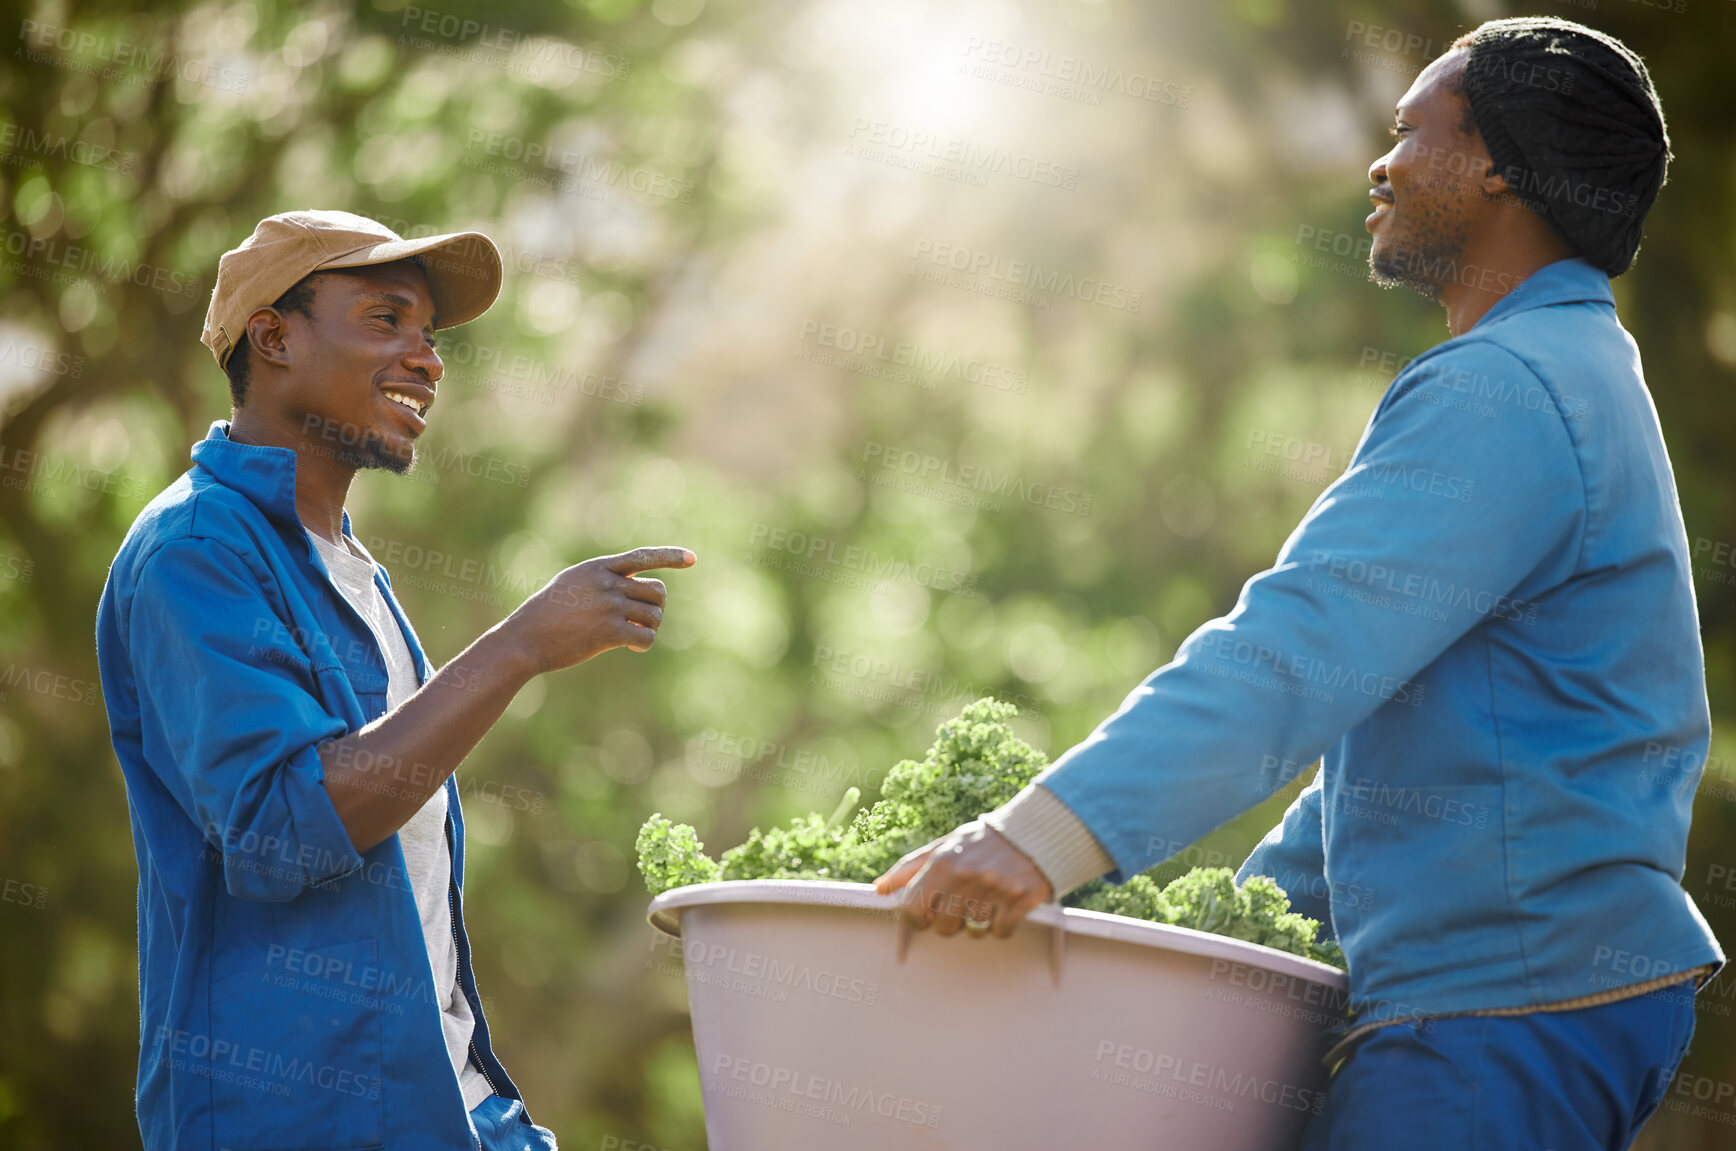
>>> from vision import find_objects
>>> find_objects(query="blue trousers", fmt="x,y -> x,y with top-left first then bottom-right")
1300,981 -> 1698,1150
469,1094 -> 559,1151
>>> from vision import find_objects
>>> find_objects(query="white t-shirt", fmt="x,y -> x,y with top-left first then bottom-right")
309,530 -> 494,1111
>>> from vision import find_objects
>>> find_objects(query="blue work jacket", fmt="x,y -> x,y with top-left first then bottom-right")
1036,258 -> 1724,1021
96,421 -> 518,1151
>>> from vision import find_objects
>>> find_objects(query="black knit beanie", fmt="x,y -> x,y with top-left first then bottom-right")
1460,17 -> 1670,277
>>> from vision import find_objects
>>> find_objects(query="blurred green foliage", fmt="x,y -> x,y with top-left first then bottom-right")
2,0 -> 1734,1147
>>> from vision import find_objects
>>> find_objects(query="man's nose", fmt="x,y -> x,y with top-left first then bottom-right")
407,338 -> 443,385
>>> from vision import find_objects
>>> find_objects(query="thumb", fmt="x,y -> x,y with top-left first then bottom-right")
874,844 -> 936,894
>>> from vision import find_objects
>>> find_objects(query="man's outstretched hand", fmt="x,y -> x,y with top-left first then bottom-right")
506,546 -> 696,673
325,545 -> 695,852
874,820 -> 1053,940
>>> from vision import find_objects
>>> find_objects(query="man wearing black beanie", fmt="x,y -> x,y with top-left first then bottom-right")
880,14 -> 1720,1151
1369,16 -> 1670,325
1460,18 -> 1668,277
1300,16 -> 1711,1147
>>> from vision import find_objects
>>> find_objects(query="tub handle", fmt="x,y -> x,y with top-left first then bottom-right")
892,905 -> 1067,988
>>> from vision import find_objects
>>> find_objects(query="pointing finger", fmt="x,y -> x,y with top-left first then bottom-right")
606,546 -> 696,576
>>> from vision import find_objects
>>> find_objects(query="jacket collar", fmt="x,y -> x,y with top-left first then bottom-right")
190,421 -> 352,538
1471,256 -> 1614,332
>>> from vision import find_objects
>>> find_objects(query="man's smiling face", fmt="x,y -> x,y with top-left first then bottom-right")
280,260 -> 443,474
1366,48 -> 1492,300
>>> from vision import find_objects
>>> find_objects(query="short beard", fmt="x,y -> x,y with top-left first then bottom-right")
330,431 -> 414,475
1369,219 -> 1470,302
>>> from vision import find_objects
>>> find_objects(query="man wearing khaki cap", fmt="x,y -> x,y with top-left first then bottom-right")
96,210 -> 696,1150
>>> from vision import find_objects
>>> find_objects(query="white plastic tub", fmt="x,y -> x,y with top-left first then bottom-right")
647,880 -> 1348,1150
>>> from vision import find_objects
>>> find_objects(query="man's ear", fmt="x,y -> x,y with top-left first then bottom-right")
244,306 -> 296,371
1481,160 -> 1514,200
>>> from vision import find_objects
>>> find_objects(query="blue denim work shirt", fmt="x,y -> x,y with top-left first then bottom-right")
1034,258 -> 1724,1022
96,421 -> 519,1151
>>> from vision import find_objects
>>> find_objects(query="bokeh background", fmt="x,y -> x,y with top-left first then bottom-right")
3,0 -> 1734,1146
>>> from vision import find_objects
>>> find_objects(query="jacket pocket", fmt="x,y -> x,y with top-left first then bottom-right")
206,936 -> 385,1150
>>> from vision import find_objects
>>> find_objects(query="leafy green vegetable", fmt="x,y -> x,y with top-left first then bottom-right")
666,697 -> 1046,884
637,698 -> 1345,969
1069,869 -> 1345,967
636,815 -> 721,896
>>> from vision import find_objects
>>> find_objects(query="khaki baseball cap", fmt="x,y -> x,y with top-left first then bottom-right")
200,209 -> 503,369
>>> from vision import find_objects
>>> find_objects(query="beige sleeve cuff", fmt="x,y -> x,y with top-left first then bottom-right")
981,784 -> 1116,899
